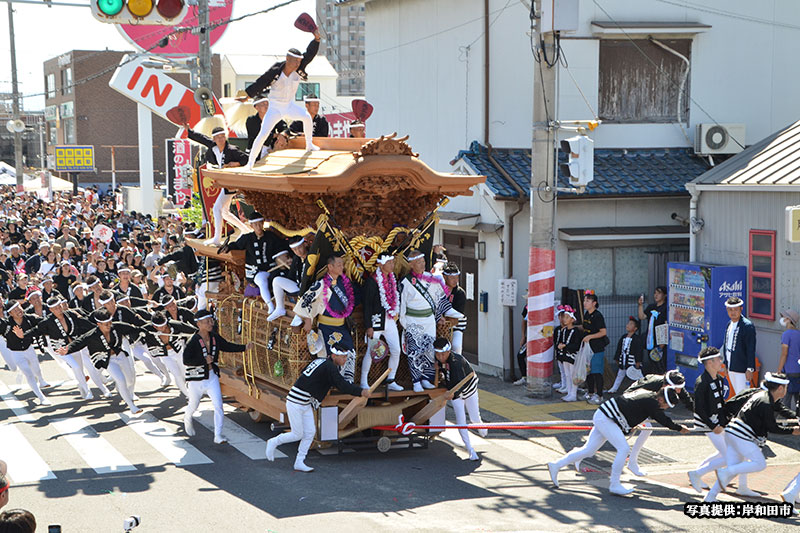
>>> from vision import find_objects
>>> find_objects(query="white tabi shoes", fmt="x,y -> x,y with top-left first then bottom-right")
267,309 -> 286,322
420,379 -> 436,390
609,483 -> 634,496
266,438 -> 277,462
184,417 -> 196,437
294,460 -> 314,472
387,381 -> 404,392
547,462 -> 560,488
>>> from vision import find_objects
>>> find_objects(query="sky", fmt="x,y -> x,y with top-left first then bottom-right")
0,0 -> 316,111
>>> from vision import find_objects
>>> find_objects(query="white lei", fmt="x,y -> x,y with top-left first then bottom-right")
374,268 -> 400,320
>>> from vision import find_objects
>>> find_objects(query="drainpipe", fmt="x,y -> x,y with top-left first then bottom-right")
650,38 -> 690,125
686,182 -> 702,262
484,0 -> 490,146
488,145 -> 526,380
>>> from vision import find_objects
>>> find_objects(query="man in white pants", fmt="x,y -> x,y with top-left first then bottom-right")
720,297 -> 757,395
782,472 -> 800,515
244,29 -> 323,169
433,337 -> 486,461
360,252 -> 403,391
145,312 -> 196,398
548,388 -> 689,495
182,309 -> 250,444
267,235 -> 307,322
266,341 -> 368,472
1,301 -> 50,405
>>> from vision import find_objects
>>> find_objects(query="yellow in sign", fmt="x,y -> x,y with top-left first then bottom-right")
785,205 -> 800,243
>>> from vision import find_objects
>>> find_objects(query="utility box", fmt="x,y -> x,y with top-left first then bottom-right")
540,0 -> 579,33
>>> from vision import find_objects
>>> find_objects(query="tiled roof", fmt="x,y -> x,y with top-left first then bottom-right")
690,119 -> 800,186
455,141 -> 710,199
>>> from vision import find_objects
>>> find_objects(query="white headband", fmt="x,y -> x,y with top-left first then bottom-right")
663,388 -> 676,408
434,342 -> 452,353
6,301 -> 20,313
289,240 -> 305,249
249,217 -> 264,224
376,255 -> 394,265
406,253 -> 424,262
665,372 -> 683,388
443,268 -> 461,276
699,350 -> 721,362
118,267 -> 131,273
152,317 -> 168,327
725,299 -> 744,308
26,290 -> 42,299
95,316 -> 112,324
304,97 -> 320,102
98,295 -> 114,305
161,296 -> 175,306
561,310 -> 575,320
253,97 -> 269,105
287,51 -> 303,59
331,347 -> 354,356
47,299 -> 65,308
87,279 -> 100,288
765,372 -> 790,385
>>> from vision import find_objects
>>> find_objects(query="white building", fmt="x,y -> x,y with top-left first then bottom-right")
220,54 -> 355,115
351,0 -> 800,379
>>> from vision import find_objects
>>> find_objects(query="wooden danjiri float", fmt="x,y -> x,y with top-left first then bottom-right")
188,134 -> 484,453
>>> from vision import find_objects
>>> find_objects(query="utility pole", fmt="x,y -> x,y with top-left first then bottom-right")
526,0 -> 557,398
197,0 -> 212,117
7,1 -> 24,192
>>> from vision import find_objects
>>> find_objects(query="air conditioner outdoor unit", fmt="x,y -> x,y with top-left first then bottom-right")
694,123 -> 746,155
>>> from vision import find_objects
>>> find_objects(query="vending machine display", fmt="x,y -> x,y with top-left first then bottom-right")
666,262 -> 747,392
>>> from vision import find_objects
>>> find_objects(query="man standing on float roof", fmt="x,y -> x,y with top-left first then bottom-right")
245,28 -> 322,169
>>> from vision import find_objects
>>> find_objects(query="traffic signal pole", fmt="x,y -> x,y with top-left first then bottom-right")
7,1 -> 24,192
197,0 -> 212,117
527,0 -> 557,398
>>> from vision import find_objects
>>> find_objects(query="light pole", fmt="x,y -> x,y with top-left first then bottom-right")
7,0 -> 24,192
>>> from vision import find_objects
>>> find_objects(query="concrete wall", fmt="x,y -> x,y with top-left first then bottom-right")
695,190 -> 800,372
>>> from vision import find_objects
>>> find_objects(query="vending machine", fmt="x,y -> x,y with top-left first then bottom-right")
666,262 -> 747,392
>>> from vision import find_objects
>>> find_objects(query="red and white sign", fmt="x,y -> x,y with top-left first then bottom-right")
93,224 -> 114,244
117,0 -> 233,55
325,112 -> 357,138
165,138 -> 192,207
108,55 -> 222,128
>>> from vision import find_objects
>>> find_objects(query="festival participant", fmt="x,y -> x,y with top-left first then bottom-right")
80,275 -> 104,315
0,301 -> 50,405
182,309 -> 251,444
720,296 -> 756,394
144,312 -> 195,397
554,306 -> 582,402
638,286 -> 668,375
187,126 -> 250,245
399,249 -> 464,392
349,121 -> 366,138
265,340 -> 368,472
112,265 -> 143,299
623,370 -> 693,477
704,372 -> 800,501
433,337 -> 486,461
360,252 -> 403,391
224,212 -> 290,314
782,472 -> 800,515
289,96 -> 330,138
267,235 -> 307,322
245,28 -> 322,168
580,292 -> 608,405
608,317 -> 644,394
687,347 -> 731,493
548,388 -> 690,495
195,256 -> 224,311
246,95 -> 287,160
151,270 -> 186,304
294,253 -> 357,382
442,262 -> 467,356
59,309 -> 145,415
158,294 -> 195,324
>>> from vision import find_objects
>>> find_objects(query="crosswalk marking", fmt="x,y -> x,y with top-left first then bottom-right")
52,417 -> 136,475
119,412 -> 213,466
0,381 -> 35,422
0,423 -> 56,483
194,407 -> 288,460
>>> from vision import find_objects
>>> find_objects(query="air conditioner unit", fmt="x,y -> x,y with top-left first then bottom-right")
694,123 -> 746,155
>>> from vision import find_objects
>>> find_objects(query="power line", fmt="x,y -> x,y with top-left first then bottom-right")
592,0 -> 745,149
651,0 -> 800,31
2,0 -> 300,101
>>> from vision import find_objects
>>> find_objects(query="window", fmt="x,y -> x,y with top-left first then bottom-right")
61,67 -> 73,95
598,39 -> 690,123
45,73 -> 56,99
568,246 -> 650,297
295,82 -> 320,101
748,230 -> 775,320
63,117 -> 76,144
223,83 -> 231,98
48,123 -> 57,145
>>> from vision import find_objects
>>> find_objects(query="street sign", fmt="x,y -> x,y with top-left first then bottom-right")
165,138 -> 193,206
54,145 -> 95,171
109,54 -> 222,128
785,205 -> 800,242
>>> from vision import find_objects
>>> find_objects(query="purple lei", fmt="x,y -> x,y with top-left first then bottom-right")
412,271 -> 450,296
322,274 -> 354,318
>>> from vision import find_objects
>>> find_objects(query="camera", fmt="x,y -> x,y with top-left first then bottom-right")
123,515 -> 141,532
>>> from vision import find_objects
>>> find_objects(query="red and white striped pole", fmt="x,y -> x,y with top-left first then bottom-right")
527,248 -> 554,396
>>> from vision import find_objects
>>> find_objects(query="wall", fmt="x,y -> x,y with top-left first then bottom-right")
364,0 -> 800,170
696,190 -> 800,371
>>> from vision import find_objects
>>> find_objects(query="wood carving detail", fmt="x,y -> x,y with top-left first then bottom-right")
356,133 -> 418,159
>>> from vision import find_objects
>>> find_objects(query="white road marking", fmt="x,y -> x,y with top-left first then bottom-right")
52,417 -> 136,475
0,380 -> 35,422
194,407 -> 287,460
0,424 -> 56,482
119,412 -> 213,466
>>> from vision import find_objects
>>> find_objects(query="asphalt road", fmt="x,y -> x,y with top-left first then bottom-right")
1,358 -> 798,532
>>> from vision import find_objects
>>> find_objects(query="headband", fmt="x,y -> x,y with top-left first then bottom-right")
253,97 -> 269,105
331,347 -> 354,356
434,342 -> 452,353
117,294 -> 130,302
160,296 -> 175,306
663,388 -> 676,408
249,217 -> 264,223
725,299 -> 744,308
443,268 -> 461,276
287,51 -> 303,59
118,267 -> 131,273
376,255 -> 394,265
765,372 -> 790,385
304,97 -> 320,102
406,253 -> 424,262
94,316 -> 112,324
289,240 -> 305,249
87,279 -> 100,288
77,284 -> 87,291
561,311 -> 575,320
665,372 -> 683,388
699,351 -> 721,362
47,299 -> 65,308
26,290 -> 42,300
152,316 -> 168,328
6,301 -> 20,313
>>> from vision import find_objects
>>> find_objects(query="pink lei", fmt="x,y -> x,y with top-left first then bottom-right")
375,268 -> 400,320
411,271 -> 450,296
322,274 -> 355,318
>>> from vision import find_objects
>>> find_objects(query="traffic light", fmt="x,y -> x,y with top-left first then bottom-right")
92,0 -> 188,25
559,135 -> 594,188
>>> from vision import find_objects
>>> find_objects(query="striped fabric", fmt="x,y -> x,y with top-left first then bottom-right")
455,315 -> 468,333
693,413 -> 719,432
725,418 -> 766,446
287,386 -> 312,406
598,397 -> 632,434
457,375 -> 479,399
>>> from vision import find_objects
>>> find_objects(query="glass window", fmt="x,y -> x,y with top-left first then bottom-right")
748,229 -> 775,320
48,123 -> 57,145
61,67 -> 73,95
614,246 -> 649,296
45,73 -> 56,99
63,117 -> 76,144
568,248 -> 613,296
223,83 -> 231,98
295,82 -> 320,101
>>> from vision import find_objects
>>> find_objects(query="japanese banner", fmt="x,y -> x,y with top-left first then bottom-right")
165,139 -> 193,207
324,112 -> 358,138
196,164 -> 222,237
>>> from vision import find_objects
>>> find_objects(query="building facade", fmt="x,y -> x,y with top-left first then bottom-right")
0,96 -> 45,171
43,50 -> 221,190
316,0 -> 366,96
